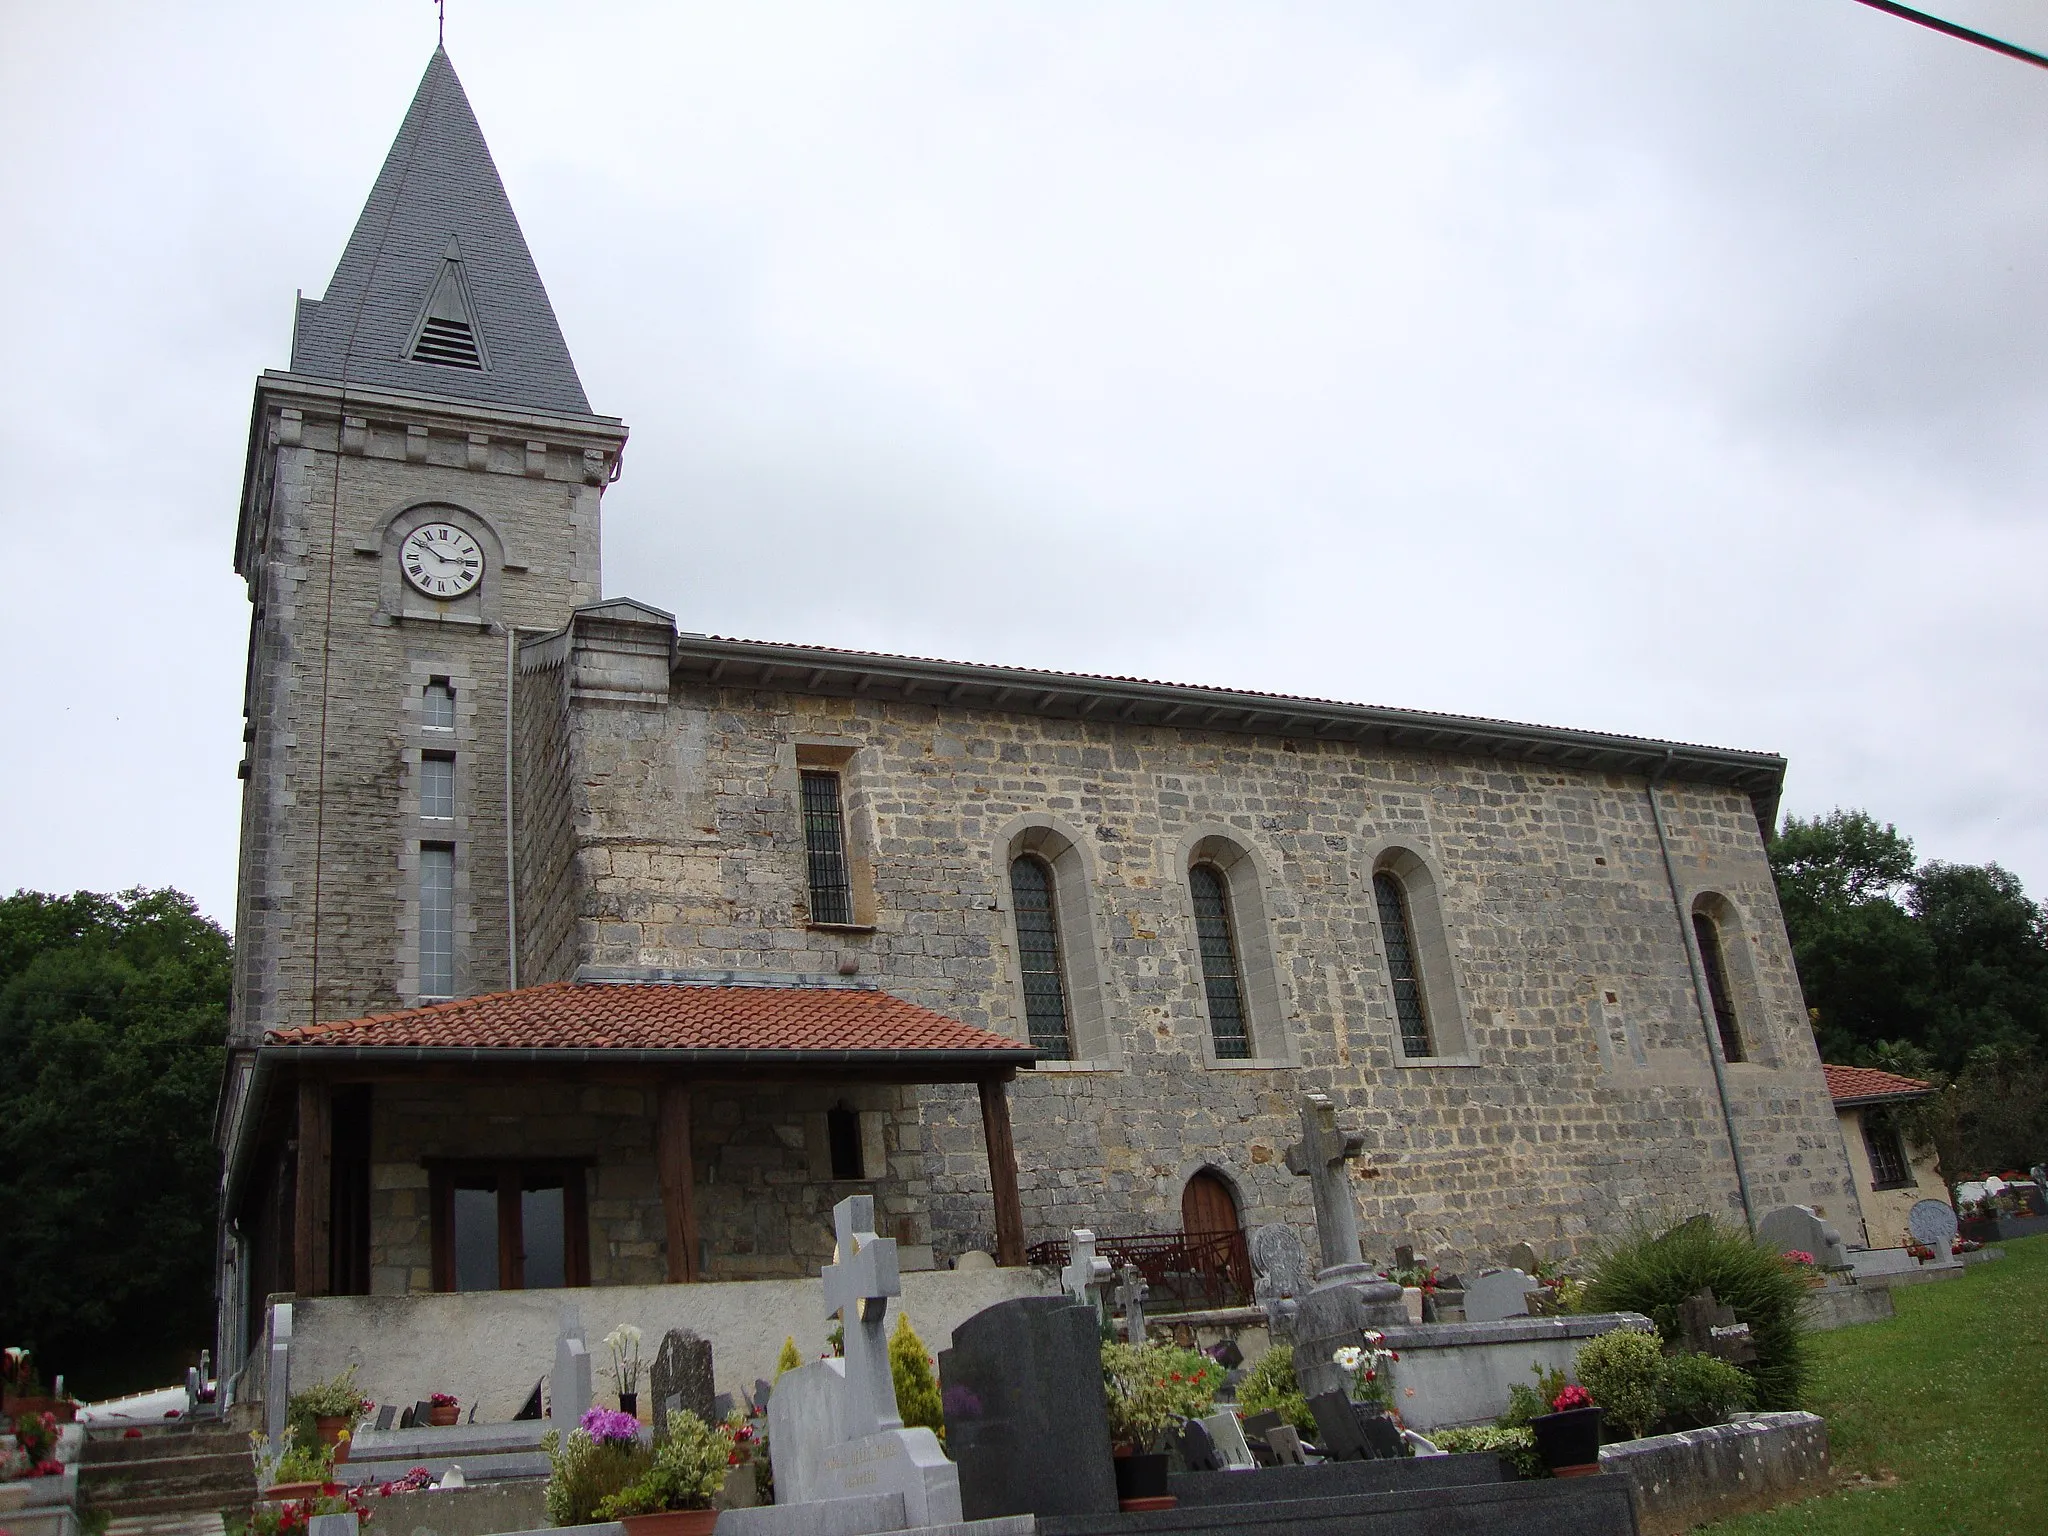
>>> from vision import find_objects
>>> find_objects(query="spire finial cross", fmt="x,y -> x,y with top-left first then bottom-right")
435,0 -> 446,45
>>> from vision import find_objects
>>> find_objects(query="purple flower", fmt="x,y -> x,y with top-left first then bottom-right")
580,1408 -> 641,1446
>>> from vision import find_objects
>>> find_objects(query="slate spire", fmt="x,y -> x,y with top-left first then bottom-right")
290,47 -> 593,415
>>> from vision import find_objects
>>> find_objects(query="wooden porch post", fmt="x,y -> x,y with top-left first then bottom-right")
978,1075 -> 1026,1266
656,1082 -> 700,1283
293,1076 -> 332,1296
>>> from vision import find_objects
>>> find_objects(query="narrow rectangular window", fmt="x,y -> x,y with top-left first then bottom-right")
421,752 -> 455,820
801,770 -> 854,925
1010,855 -> 1072,1059
423,679 -> 456,730
1692,912 -> 1745,1063
1190,863 -> 1251,1059
1863,1113 -> 1912,1189
1374,872 -> 1435,1058
420,843 -> 456,998
827,1103 -> 864,1180
431,1162 -> 589,1291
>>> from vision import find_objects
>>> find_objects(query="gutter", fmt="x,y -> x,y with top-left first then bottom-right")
1646,752 -> 1758,1231
255,1044 -> 1039,1069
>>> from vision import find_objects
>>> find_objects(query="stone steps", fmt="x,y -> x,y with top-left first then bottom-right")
104,1512 -> 227,1536
79,1426 -> 255,1521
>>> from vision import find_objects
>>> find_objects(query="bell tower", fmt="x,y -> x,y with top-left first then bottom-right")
229,47 -> 628,1044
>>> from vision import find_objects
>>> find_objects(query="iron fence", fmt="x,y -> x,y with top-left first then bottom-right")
1023,1227 -> 1252,1313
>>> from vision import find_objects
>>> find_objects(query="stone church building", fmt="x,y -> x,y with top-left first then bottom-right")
214,48 -> 1854,1379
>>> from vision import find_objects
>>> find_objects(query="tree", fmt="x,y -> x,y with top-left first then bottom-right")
0,889 -> 229,1399
888,1314 -> 942,1433
1768,812 -> 1933,1061
1910,862 -> 2048,1069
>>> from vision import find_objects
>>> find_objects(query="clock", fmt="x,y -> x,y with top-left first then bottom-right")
401,523 -> 485,599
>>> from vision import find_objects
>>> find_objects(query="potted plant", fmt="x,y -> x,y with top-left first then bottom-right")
543,1409 -> 655,1527
250,1426 -> 340,1500
1527,1383 -> 1604,1477
2,1349 -> 75,1425
289,1367 -> 373,1452
605,1325 -> 645,1418
593,1410 -> 735,1536
1100,1342 -> 1217,1509
426,1392 -> 460,1428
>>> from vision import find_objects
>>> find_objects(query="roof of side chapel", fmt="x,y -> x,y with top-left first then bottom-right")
289,47 -> 594,416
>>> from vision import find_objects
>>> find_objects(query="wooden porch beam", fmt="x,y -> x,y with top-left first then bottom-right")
977,1077 -> 1026,1266
657,1082 -> 700,1283
293,1076 -> 332,1296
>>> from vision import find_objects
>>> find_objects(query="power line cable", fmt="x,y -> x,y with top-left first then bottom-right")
1848,0 -> 2048,70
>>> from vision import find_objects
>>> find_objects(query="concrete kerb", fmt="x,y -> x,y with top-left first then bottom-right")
1597,1411 -> 1830,1536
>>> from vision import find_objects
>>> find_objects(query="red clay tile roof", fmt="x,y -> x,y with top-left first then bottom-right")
265,982 -> 1033,1058
1823,1063 -> 1932,1104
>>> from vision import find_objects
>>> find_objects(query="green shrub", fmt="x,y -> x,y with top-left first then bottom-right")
595,1414 -> 732,1518
1235,1344 -> 1315,1435
890,1315 -> 943,1434
1100,1342 -> 1219,1450
1660,1351 -> 1755,1429
1431,1424 -> 1542,1478
1579,1215 -> 1809,1410
1574,1329 -> 1665,1439
541,1429 -> 654,1526
774,1336 -> 803,1378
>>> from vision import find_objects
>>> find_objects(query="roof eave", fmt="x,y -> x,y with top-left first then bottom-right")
255,1042 -> 1037,1074
666,633 -> 1789,832
1832,1090 -> 1933,1110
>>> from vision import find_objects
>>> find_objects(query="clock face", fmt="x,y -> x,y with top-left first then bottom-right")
401,523 -> 485,599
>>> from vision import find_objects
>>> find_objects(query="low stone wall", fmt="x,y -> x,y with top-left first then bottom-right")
1799,1284 -> 1894,1332
285,1268 -> 1054,1423
374,1481 -> 549,1536
1597,1411 -> 1829,1536
1379,1313 -> 1654,1432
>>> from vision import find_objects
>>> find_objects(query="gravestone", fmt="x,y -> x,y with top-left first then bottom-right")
650,1328 -> 715,1436
548,1305 -> 593,1428
1114,1262 -> 1148,1345
1908,1199 -> 1959,1256
1505,1242 -> 1540,1273
1307,1391 -> 1403,1461
1249,1223 -> 1314,1337
765,1195 -> 960,1529
1199,1412 -> 1256,1470
1266,1425 -> 1306,1466
514,1380 -> 543,1421
1292,1277 -> 1407,1401
1061,1230 -> 1112,1312
1675,1288 -> 1757,1366
1756,1206 -> 1848,1269
1283,1092 -> 1368,1275
939,1295 -> 1117,1519
1393,1245 -> 1415,1272
1463,1269 -> 1541,1324
1175,1418 -> 1221,1473
263,1303 -> 293,1454
373,1405 -> 397,1432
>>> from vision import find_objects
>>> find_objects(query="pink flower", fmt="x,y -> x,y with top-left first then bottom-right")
1551,1384 -> 1594,1412
579,1408 -> 641,1446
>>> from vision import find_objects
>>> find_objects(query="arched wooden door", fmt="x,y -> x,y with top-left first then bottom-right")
1181,1169 -> 1251,1299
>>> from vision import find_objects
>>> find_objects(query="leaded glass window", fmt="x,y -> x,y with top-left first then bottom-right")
1692,912 -> 1745,1063
801,770 -> 854,925
1374,872 -> 1433,1057
1190,863 -> 1251,1059
420,843 -> 455,998
1010,854 -> 1072,1058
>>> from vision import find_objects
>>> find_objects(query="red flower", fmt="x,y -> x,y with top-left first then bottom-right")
34,1460 -> 63,1478
164,1409 -> 180,1419
124,1428 -> 143,1439
1551,1384 -> 1594,1412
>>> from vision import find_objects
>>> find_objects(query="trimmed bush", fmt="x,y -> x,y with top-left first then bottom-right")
1432,1423 -> 1541,1479
1661,1351 -> 1755,1429
1235,1343 -> 1315,1434
541,1429 -> 654,1526
890,1314 -> 943,1433
1579,1215 -> 1810,1410
1574,1329 -> 1665,1439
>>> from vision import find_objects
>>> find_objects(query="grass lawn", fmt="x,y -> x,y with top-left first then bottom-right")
1702,1233 -> 2048,1535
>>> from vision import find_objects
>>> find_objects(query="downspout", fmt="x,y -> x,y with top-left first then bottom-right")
506,624 -> 520,991
1647,751 -> 1758,1231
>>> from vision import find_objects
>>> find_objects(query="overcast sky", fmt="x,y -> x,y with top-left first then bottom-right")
3,0 -> 2046,928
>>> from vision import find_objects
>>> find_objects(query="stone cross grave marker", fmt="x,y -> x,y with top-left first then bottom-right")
1282,1092 -> 1367,1274
1756,1206 -> 1847,1269
821,1194 -> 904,1438
1675,1289 -> 1756,1366
1061,1230 -> 1112,1312
650,1328 -> 715,1436
1114,1261 -> 1149,1345
1463,1268 -> 1541,1324
1908,1199 -> 1959,1256
549,1304 -> 593,1428
1249,1223 -> 1314,1336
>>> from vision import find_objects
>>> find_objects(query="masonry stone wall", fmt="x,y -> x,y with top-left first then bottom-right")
231,392 -> 614,1043
535,619 -> 1855,1274
512,638 -> 580,985
363,1079 -> 926,1291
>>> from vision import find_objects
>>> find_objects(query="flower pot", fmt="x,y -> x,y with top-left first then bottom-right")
1112,1450 -> 1172,1509
314,1415 -> 352,1449
619,1510 -> 718,1536
1529,1405 -> 1605,1475
261,1482 -> 327,1502
619,1391 -> 639,1418
428,1404 -> 460,1427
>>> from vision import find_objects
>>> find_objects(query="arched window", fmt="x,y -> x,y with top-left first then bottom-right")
1373,871 -> 1434,1058
1009,854 -> 1072,1059
1691,911 -> 1745,1063
1190,863 -> 1251,1059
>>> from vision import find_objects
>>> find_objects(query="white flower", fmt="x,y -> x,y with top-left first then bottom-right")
1332,1346 -> 1363,1373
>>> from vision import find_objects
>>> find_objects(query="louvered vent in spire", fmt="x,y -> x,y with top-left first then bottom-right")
406,240 -> 489,372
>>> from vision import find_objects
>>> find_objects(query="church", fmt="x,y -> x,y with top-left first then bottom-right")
212,47 -> 1855,1387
